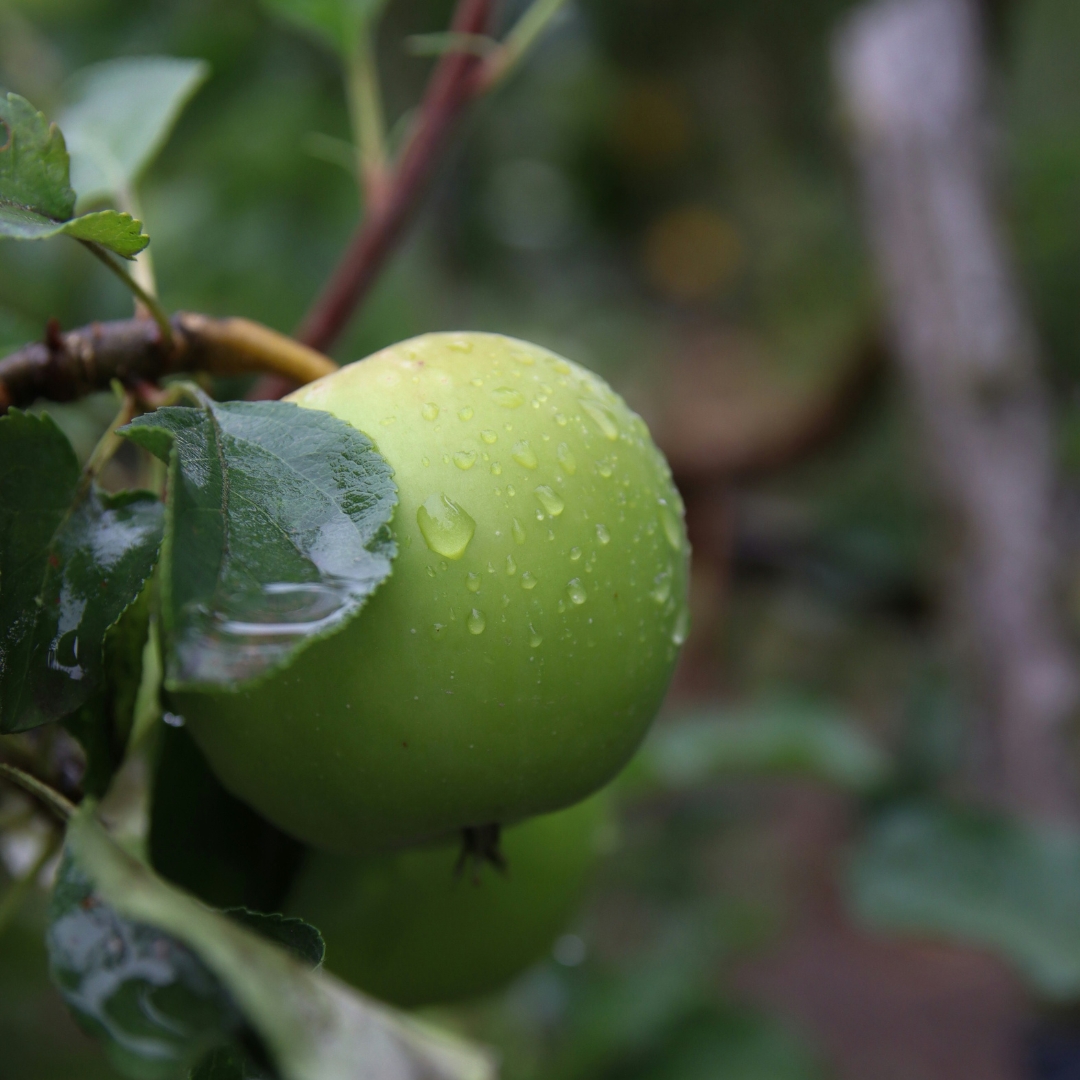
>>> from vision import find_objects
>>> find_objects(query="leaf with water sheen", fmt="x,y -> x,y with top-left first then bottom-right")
53,807 -> 496,1080
848,801 -> 1080,1000
0,92 -> 150,256
60,56 -> 210,207
120,398 -> 397,690
224,910 -> 324,969
0,411 -> 163,733
0,415 -> 164,733
263,0 -> 390,57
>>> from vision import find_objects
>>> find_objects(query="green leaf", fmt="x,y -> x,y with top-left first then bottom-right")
0,90 -> 74,220
59,57 -> 210,207
190,1047 -> 271,1080
848,801 -> 1080,1000
0,410 -> 164,734
47,850 -> 246,1080
623,697 -> 890,796
224,911 -> 324,969
54,805 -> 496,1080
0,92 -> 151,257
262,0 -> 390,58
0,204 -> 151,256
120,398 -> 396,691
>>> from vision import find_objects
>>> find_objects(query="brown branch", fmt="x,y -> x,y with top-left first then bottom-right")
836,0 -> 1080,823
0,313 -> 336,414
296,0 -> 494,355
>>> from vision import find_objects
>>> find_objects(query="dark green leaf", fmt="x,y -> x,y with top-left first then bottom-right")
120,398 -> 396,691
848,801 -> 1080,999
224,911 -> 324,969
56,806 -> 495,1080
0,411 -> 81,730
622,697 -> 890,796
0,412 -> 163,733
150,725 -> 303,913
47,851 -> 244,1080
190,1046 -> 272,1080
262,0 -> 390,58
0,92 -> 150,257
63,589 -> 154,797
0,91 -> 75,221
60,57 -> 211,207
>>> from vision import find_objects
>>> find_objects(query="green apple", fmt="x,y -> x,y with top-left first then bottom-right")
176,333 -> 689,853
284,792 -> 612,1007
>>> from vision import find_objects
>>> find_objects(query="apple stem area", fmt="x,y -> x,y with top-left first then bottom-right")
455,823 -> 508,881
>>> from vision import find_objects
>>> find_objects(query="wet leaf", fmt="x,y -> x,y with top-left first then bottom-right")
848,801 -> 1080,1000
54,806 -> 496,1080
47,850 -> 245,1080
120,398 -> 396,691
60,57 -> 210,207
262,0 -> 390,58
0,410 -> 164,733
0,93 -> 150,257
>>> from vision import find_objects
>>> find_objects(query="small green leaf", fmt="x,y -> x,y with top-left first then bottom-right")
0,204 -> 150,255
225,910 -> 324,969
262,0 -> 390,58
623,697 -> 890,796
0,92 -> 150,257
0,91 -> 75,221
48,851 -> 245,1080
848,801 -> 1080,1000
60,56 -> 211,207
120,398 -> 396,691
0,410 -> 164,734
190,1047 -> 271,1080
56,806 -> 496,1080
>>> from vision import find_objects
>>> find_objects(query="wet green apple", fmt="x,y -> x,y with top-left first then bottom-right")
176,333 -> 689,853
285,792 -> 612,1007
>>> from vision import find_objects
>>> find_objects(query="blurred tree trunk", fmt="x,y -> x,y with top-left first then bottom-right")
834,0 -> 1080,822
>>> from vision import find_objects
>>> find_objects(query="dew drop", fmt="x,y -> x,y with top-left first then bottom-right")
529,624 -> 543,647
491,461 -> 502,475
556,442 -> 577,475
521,571 -> 537,590
513,350 -> 535,366
650,569 -> 673,605
512,518 -> 526,545
506,555 -> 517,576
422,402 -> 440,421
507,484 -> 516,497
471,377 -> 484,387
453,450 -> 477,470
535,486 -> 565,517
416,494 -> 476,560
493,386 -> 525,409
554,360 -> 572,375
661,506 -> 683,551
467,609 -> 486,635
381,416 -> 396,426
596,459 -> 614,479
512,441 -> 538,469
672,607 -> 690,646
466,572 -> 481,593
566,578 -> 587,605
449,337 -> 473,353
554,412 -> 568,427
458,406 -> 474,421
431,622 -> 447,639
481,429 -> 498,444
581,399 -> 620,440
426,566 -> 436,578
421,456 -> 431,467
596,523 -> 611,545
570,546 -> 582,562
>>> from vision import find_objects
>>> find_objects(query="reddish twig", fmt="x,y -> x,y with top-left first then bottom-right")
296,0 -> 494,355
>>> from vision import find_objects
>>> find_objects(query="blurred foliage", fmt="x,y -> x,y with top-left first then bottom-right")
4,0 -> 1080,1076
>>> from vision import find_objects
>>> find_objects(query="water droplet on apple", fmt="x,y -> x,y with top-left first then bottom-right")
534,486 -> 564,517
521,571 -> 537,590
566,579 -> 587,605
512,441 -> 538,469
581,399 -> 619,440
596,523 -> 611,545
422,402 -> 440,421
417,494 -> 476,559
453,450 -> 477,470
467,609 -> 486,634
556,442 -> 577,475
492,387 -> 524,408
466,572 -> 481,593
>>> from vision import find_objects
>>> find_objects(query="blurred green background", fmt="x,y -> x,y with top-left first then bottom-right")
3,0 -> 1080,1077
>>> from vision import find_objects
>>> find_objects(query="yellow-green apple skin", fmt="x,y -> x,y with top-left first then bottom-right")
176,333 -> 689,853
285,793 -> 612,1007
